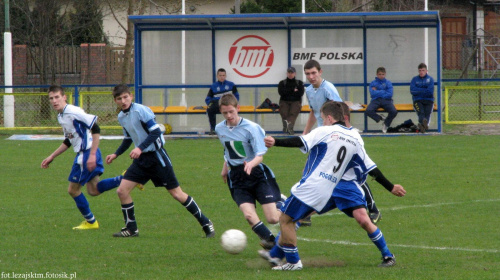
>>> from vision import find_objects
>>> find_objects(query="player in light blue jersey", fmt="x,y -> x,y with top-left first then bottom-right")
105,84 -> 214,238
215,93 -> 282,249
303,59 -> 342,135
261,101 -> 406,270
41,85 -> 123,230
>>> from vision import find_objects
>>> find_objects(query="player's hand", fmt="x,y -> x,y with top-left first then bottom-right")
87,154 -> 97,172
41,157 -> 53,169
105,154 -> 117,164
129,147 -> 142,159
264,136 -> 275,147
391,184 -> 406,197
221,171 -> 228,184
243,161 -> 255,175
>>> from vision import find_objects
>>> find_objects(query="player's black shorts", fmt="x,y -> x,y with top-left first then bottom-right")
123,148 -> 179,190
227,163 -> 281,206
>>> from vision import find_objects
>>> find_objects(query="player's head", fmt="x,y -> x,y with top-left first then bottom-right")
304,60 -> 323,88
376,67 -> 386,80
418,63 -> 428,77
217,68 -> 227,83
339,102 -> 351,127
112,84 -> 133,111
219,93 -> 240,126
320,101 -> 345,126
47,85 -> 67,113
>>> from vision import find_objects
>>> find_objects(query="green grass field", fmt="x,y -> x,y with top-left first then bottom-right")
1,135 -> 499,280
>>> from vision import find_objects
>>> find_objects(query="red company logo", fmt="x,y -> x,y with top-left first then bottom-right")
228,35 -> 274,78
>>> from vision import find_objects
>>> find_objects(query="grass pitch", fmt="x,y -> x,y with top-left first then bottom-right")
0,134 -> 499,280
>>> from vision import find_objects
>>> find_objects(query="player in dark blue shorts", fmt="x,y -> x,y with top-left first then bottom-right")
215,93 -> 283,249
105,84 -> 214,238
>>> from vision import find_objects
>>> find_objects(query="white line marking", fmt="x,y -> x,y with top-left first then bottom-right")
319,198 -> 500,216
298,237 -> 499,253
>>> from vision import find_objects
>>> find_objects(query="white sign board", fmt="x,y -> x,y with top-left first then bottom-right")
215,30 -> 288,84
292,48 -> 364,65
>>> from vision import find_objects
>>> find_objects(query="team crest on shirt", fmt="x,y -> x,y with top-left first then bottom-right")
225,141 -> 246,159
330,134 -> 339,141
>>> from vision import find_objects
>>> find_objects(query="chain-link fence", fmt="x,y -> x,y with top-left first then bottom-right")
0,90 -> 121,129
445,85 -> 500,124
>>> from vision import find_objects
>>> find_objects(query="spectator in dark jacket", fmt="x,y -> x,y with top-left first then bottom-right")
410,63 -> 435,133
278,67 -> 304,135
366,67 -> 397,133
205,68 -> 239,135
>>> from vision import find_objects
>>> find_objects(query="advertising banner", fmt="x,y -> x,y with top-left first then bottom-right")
292,47 -> 364,65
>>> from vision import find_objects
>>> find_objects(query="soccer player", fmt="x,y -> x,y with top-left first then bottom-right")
410,63 -> 435,133
105,84 -> 215,238
261,101 -> 406,270
302,59 -> 342,135
41,85 -> 123,230
215,93 -> 282,249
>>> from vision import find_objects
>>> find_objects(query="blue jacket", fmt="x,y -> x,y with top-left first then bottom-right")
410,74 -> 434,102
369,77 -> 393,100
205,80 -> 239,105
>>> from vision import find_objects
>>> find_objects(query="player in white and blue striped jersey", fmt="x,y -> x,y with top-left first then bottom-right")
105,84 -> 214,238
261,101 -> 406,270
41,85 -> 123,230
215,93 -> 282,250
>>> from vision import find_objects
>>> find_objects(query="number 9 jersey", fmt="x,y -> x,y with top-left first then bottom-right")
292,124 -> 375,213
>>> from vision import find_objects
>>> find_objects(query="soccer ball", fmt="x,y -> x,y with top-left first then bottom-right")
221,229 -> 247,254
158,123 -> 172,134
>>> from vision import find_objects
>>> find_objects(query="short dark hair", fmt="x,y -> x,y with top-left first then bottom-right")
320,101 -> 344,123
376,67 -> 386,74
48,85 -> 65,95
217,68 -> 226,74
418,63 -> 427,70
339,102 -> 351,120
219,93 -> 238,107
304,60 -> 321,71
112,84 -> 131,98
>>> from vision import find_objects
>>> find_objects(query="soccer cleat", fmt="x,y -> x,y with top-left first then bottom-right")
72,220 -> 99,230
258,249 -> 282,267
113,227 -> 139,237
382,123 -> 388,133
272,260 -> 303,271
299,216 -> 312,227
260,239 -> 275,250
378,254 -> 396,267
423,118 -> 429,131
122,170 -> 144,191
369,211 -> 382,224
202,220 -> 215,238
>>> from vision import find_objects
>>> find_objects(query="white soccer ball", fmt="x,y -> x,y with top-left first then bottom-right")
221,229 -> 247,254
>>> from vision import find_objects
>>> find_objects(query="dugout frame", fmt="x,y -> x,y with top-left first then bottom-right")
129,11 -> 442,133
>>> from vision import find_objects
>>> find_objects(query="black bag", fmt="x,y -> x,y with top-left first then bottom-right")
387,119 -> 418,133
257,98 -> 280,111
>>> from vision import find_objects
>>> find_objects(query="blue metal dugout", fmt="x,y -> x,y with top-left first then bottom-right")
129,11 -> 441,134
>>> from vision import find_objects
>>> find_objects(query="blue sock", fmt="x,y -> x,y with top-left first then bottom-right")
368,228 -> 392,257
97,175 -> 122,193
269,232 -> 285,259
282,244 -> 300,264
73,193 -> 95,223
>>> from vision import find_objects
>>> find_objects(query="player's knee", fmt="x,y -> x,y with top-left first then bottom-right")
87,189 -> 100,196
266,216 -> 279,224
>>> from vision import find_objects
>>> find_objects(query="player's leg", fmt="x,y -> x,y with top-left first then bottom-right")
257,168 -> 282,225
68,182 -> 99,230
113,179 -> 139,237
83,148 -> 122,195
167,186 -> 214,237
238,202 -> 276,249
360,182 -> 381,224
352,208 -> 396,267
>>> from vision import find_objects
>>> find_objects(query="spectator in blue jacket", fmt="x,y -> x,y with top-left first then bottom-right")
365,67 -> 397,133
410,63 -> 435,133
205,68 -> 239,135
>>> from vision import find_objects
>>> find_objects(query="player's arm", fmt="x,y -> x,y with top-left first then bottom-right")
106,128 -> 133,164
221,161 -> 229,183
368,168 -> 406,197
303,110 -> 316,135
41,139 -> 71,169
265,136 -> 304,148
87,123 -> 101,172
